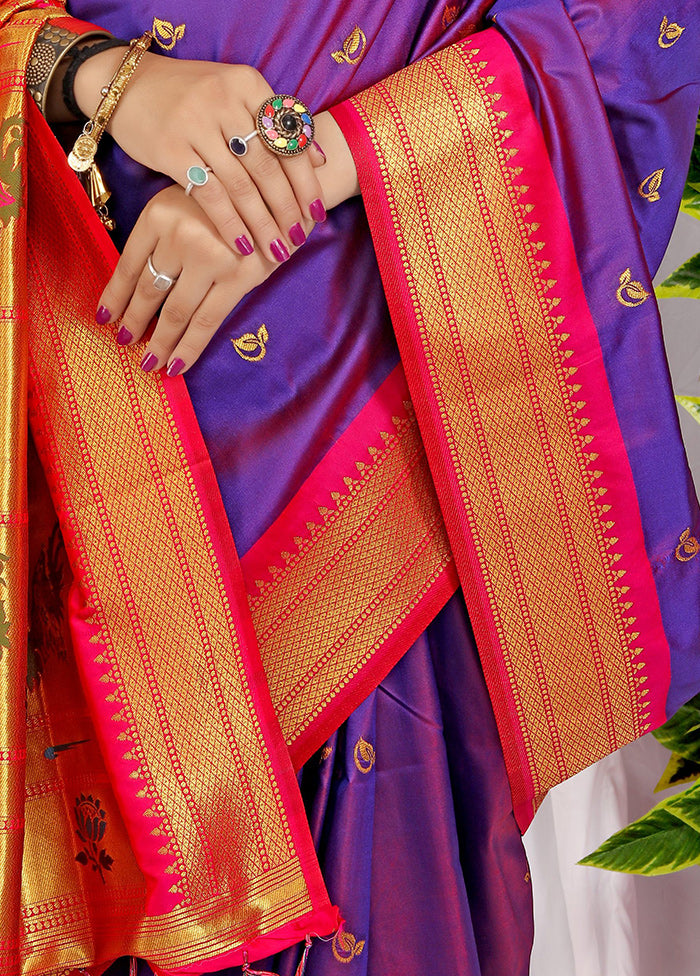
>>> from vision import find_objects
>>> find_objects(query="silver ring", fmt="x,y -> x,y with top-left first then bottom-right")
147,254 -> 178,292
228,130 -> 258,157
185,164 -> 212,195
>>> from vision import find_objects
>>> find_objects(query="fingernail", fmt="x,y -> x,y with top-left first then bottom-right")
235,235 -> 254,256
289,223 -> 306,247
270,238 -> 290,263
140,352 -> 158,373
96,305 -> 111,324
116,325 -> 133,345
310,198 -> 326,223
312,142 -> 326,163
166,358 -> 186,378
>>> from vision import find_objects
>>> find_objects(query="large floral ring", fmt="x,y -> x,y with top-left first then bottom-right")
255,94 -> 314,157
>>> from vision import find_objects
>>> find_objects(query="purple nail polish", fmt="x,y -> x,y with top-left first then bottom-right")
310,198 -> 327,223
116,325 -> 133,346
96,305 -> 111,324
140,352 -> 158,373
235,235 -> 254,256
289,223 -> 306,247
166,358 -> 186,378
312,142 -> 326,163
270,238 -> 290,263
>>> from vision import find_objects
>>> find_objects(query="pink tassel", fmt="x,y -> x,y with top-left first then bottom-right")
294,935 -> 313,976
129,959 -> 137,976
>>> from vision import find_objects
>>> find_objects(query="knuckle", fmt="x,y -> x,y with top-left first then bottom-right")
114,255 -> 142,284
190,311 -> 224,336
254,153 -> 280,180
227,170 -> 254,199
159,301 -> 191,331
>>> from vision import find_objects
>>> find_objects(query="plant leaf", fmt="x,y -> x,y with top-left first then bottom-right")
580,801 -> 700,875
676,395 -> 700,426
656,252 -> 700,299
654,752 -> 700,792
652,692 -> 700,762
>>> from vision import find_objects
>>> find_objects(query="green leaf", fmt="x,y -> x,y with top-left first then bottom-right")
655,252 -> 700,299
676,395 -> 700,426
681,185 -> 700,221
655,751 -> 700,792
653,692 -> 700,762
580,799 -> 700,875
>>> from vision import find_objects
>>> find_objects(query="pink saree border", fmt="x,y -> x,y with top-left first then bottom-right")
331,29 -> 671,827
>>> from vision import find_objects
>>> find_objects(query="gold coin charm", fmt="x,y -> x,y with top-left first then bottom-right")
68,133 -> 98,172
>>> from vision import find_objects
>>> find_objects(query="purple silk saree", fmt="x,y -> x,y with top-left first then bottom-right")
19,0 -> 700,972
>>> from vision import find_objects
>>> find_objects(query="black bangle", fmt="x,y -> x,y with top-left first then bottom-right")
62,37 -> 129,121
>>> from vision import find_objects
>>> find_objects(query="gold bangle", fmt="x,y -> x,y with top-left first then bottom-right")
67,30 -> 152,173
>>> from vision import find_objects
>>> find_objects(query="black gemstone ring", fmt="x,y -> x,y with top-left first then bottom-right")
228,130 -> 258,157
254,94 -> 314,157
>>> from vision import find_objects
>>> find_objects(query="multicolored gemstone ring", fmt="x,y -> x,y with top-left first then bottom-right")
255,94 -> 314,157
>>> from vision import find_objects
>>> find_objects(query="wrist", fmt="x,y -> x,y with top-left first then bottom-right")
314,110 -> 360,208
73,46 -> 129,118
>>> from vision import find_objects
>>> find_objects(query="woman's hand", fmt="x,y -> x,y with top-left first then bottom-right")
74,50 -> 327,261
97,183 -> 311,375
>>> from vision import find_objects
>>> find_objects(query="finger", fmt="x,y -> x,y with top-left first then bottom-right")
280,151 -> 326,224
235,134 -> 308,249
118,248 -> 183,354
182,156 -> 256,257
165,280 -> 243,376
209,133 -> 300,261
98,217 -> 158,332
140,264 -> 215,373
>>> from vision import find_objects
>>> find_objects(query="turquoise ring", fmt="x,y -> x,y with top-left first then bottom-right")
185,164 -> 212,195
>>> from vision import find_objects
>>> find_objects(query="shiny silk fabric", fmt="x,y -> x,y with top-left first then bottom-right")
2,0 -> 700,974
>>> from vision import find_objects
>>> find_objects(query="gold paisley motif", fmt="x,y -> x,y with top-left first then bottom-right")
332,929 -> 366,963
331,26 -> 367,65
638,168 -> 664,202
658,16 -> 685,48
231,324 -> 269,362
616,268 -> 650,308
152,17 -> 186,51
353,736 -> 375,773
0,117 -> 23,229
320,744 -> 333,763
442,3 -> 460,28
675,528 -> 700,562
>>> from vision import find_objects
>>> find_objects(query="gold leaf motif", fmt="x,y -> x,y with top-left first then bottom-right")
319,744 -> 333,763
442,3 -> 460,28
152,18 -> 186,51
0,117 -> 23,229
675,527 -> 700,562
231,324 -> 269,362
332,929 -> 366,963
616,268 -> 650,307
638,168 -> 664,202
331,26 -> 367,65
658,16 -> 685,48
353,736 -> 375,773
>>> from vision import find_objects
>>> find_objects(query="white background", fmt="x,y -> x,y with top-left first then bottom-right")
526,213 -> 700,976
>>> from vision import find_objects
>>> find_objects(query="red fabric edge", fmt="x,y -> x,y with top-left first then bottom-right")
26,100 -> 338,967
330,30 -> 671,829
242,365 -> 458,768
